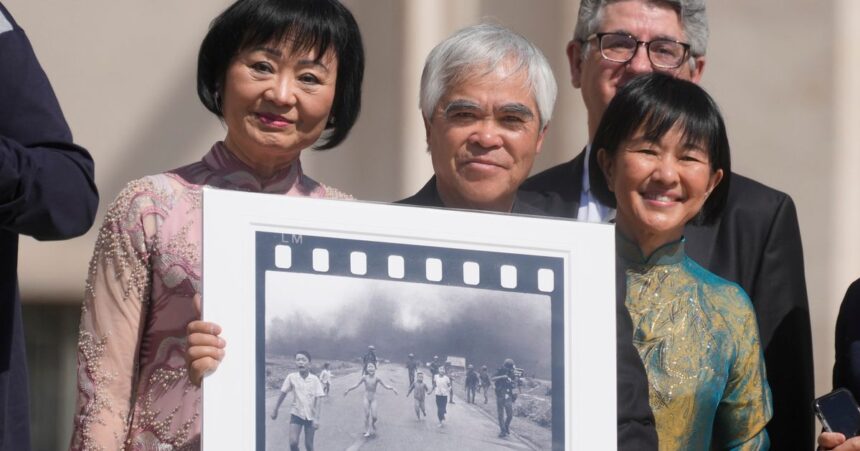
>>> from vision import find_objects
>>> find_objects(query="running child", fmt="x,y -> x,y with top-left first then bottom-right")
343,362 -> 398,437
320,363 -> 332,396
433,367 -> 453,427
271,351 -> 325,451
406,371 -> 432,420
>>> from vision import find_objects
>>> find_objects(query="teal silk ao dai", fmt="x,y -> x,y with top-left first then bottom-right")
618,235 -> 773,451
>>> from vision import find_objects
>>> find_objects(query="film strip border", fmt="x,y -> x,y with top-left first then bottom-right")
255,231 -> 565,296
253,231 -> 567,449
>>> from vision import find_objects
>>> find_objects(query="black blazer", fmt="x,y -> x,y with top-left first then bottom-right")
834,279 -> 860,399
399,177 -> 658,451
398,177 -> 549,215
522,151 -> 815,449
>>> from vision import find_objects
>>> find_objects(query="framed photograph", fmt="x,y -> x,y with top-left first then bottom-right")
202,188 -> 617,450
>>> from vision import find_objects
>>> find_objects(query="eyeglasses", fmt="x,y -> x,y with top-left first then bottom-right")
586,32 -> 691,69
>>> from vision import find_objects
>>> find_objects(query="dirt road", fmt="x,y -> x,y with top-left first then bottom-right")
265,364 -> 540,450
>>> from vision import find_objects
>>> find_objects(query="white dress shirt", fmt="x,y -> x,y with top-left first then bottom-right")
578,144 -> 616,223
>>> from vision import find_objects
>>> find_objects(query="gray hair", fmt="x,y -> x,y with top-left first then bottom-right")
419,23 -> 557,129
574,0 -> 708,58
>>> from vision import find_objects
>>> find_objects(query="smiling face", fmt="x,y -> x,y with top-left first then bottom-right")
570,0 -> 704,139
426,66 -> 547,212
598,125 -> 722,254
221,42 -> 338,177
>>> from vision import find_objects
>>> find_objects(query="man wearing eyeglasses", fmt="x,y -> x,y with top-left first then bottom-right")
521,1 -> 814,449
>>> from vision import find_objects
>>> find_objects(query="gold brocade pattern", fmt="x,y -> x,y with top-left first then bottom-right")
619,236 -> 772,451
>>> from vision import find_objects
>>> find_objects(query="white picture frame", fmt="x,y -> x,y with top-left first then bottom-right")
202,187 -> 617,450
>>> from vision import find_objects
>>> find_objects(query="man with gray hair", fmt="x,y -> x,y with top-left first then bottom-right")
522,1 -> 814,448
404,22 -> 556,213
399,23 -> 657,450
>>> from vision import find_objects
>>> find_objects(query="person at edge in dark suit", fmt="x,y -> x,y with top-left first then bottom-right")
397,23 -> 657,450
818,278 -> 860,451
519,1 -> 814,448
0,3 -> 99,450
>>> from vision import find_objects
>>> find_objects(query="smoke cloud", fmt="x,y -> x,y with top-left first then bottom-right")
265,272 -> 553,378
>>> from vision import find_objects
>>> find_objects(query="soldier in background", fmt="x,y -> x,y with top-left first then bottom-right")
406,353 -> 418,387
465,364 -> 479,404
491,358 -> 521,438
479,365 -> 492,404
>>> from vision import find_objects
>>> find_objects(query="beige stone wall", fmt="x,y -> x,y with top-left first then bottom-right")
7,0 -> 859,433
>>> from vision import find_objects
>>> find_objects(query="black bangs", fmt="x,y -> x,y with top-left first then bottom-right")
589,72 -> 731,224
198,0 -> 364,150
235,0 -> 341,65
631,76 -> 721,171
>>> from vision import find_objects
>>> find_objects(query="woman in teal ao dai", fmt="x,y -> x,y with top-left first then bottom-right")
590,73 -> 772,450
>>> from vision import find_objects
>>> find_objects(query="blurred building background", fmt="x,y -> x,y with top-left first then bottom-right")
5,0 -> 859,448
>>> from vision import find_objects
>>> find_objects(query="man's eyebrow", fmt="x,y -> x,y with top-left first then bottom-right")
443,99 -> 481,115
651,33 -> 683,42
498,103 -> 534,118
605,29 -> 683,42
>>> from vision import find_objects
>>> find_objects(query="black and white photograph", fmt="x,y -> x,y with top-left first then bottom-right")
202,191 -> 618,450
258,232 -> 564,450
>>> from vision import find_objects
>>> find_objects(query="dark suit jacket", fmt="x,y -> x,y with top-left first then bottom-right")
834,278 -> 860,399
399,177 -> 658,451
0,5 -> 99,450
398,177 -> 549,215
522,151 -> 815,449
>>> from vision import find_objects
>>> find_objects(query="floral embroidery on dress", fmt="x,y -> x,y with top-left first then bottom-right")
71,142 -> 352,450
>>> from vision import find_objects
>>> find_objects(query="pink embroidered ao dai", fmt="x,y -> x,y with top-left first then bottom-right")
70,142 -> 350,450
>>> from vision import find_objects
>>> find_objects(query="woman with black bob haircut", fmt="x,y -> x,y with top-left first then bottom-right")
593,73 -> 773,450
589,72 -> 729,225
70,1 -> 363,449
198,0 -> 364,149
